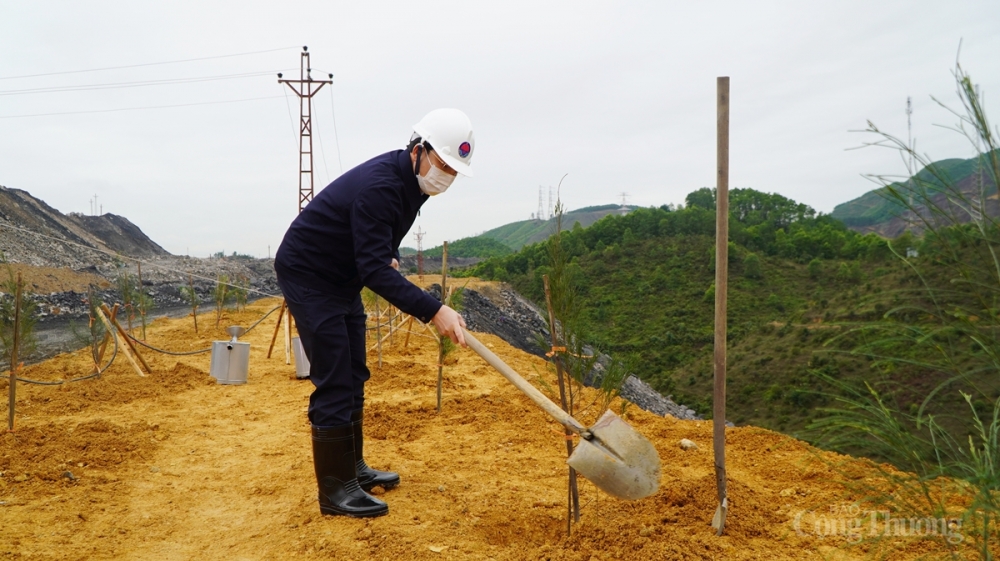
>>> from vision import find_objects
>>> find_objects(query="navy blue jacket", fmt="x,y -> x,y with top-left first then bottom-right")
274,150 -> 443,324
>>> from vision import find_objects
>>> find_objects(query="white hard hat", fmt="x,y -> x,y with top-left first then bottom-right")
412,108 -> 475,177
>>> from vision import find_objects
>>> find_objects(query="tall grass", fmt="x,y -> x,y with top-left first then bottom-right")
811,61 -> 999,559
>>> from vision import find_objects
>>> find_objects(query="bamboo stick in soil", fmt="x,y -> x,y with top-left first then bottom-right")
7,273 -> 22,431
374,295 -> 383,369
96,307 -> 144,378
711,76 -> 730,536
283,307 -> 292,365
138,261 -> 146,340
101,304 -> 152,374
543,274 -> 581,531
267,300 -> 286,358
95,303 -> 120,372
387,305 -> 394,346
436,242 -> 448,412
403,315 -> 415,348
187,274 -> 198,334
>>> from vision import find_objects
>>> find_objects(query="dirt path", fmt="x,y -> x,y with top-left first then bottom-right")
0,298 -> 986,560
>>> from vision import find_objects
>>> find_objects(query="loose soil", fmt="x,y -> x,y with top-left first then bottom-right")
0,296 -> 989,560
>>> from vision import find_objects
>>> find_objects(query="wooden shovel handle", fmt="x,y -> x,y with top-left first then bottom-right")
463,330 -> 588,435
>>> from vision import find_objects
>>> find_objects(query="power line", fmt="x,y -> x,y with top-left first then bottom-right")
0,46 -> 301,81
0,70 -> 287,96
0,95 -> 285,119
328,84 -> 343,175
316,121 -> 331,186
281,85 -> 300,149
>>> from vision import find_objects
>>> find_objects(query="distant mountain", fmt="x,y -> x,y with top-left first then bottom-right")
478,204 -> 634,250
0,184 -> 169,269
417,204 -> 635,261
831,151 -> 998,237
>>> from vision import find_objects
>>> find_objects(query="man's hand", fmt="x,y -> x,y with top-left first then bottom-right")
390,258 -> 399,271
431,305 -> 467,347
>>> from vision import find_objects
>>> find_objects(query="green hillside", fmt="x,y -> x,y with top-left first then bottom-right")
479,204 -> 632,250
422,237 -> 512,259
463,187 -> 999,445
415,204 -> 633,260
831,151 -> 999,229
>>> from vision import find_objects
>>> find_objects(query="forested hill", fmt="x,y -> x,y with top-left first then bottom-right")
476,204 -> 635,249
462,187 -> 921,439
830,149 -> 999,236
398,204 -> 635,260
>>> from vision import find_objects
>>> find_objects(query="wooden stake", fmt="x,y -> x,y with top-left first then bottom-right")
283,307 -> 292,365
374,295 -> 383,369
7,273 -> 22,431
267,299 -> 286,358
437,241 -> 448,412
187,274 -> 199,334
403,315 -> 415,347
388,305 -> 395,346
95,303 -> 120,370
97,306 -> 145,378
101,304 -> 152,374
137,261 -> 146,340
367,322 -> 399,352
543,274 -> 581,530
711,76 -> 730,536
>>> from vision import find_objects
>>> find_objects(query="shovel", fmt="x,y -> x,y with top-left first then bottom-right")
463,330 -> 661,500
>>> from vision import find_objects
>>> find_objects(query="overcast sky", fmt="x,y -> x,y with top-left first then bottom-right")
2,1 -> 998,257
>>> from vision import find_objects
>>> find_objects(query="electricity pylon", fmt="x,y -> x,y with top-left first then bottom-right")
278,46 -> 332,213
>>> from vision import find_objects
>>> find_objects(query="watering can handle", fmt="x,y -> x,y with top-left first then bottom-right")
463,330 -> 588,436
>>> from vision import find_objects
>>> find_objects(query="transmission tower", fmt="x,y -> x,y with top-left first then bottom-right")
537,187 -> 545,221
413,227 -> 425,280
547,186 -> 553,219
618,192 -> 630,215
278,46 -> 332,213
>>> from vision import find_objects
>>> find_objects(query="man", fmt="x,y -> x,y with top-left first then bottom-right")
274,108 -> 473,518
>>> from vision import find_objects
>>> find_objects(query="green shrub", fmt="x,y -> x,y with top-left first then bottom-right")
743,253 -> 762,279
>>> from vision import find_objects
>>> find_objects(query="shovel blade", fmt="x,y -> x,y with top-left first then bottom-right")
567,410 -> 661,500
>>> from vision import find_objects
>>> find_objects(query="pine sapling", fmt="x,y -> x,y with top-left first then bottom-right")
0,265 -> 38,369
233,276 -> 249,312
213,275 -> 230,328
180,274 -> 201,333
114,260 -> 138,336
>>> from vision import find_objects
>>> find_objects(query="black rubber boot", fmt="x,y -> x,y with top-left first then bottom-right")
311,424 -> 388,518
351,409 -> 401,492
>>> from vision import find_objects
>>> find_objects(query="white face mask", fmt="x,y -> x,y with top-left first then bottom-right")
416,159 -> 457,196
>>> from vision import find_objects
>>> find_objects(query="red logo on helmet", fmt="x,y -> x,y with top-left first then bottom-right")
458,141 -> 471,158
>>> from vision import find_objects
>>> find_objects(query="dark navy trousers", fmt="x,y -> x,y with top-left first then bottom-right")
277,274 -> 370,427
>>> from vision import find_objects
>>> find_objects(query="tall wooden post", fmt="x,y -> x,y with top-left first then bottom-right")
436,242 -> 448,412
374,296 -> 383,369
283,307 -> 292,365
711,76 -> 730,535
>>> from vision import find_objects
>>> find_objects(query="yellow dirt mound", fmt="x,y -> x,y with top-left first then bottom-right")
0,298 -> 987,560
0,262 -> 108,293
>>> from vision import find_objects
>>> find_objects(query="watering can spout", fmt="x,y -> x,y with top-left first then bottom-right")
227,325 -> 247,344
